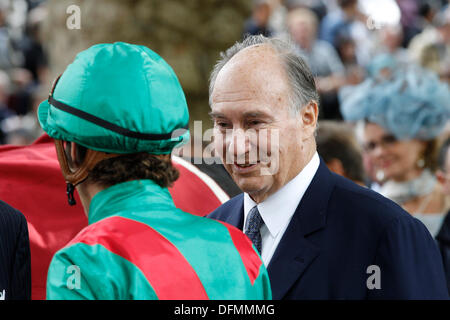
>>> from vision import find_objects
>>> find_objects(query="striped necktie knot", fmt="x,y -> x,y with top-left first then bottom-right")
244,206 -> 264,254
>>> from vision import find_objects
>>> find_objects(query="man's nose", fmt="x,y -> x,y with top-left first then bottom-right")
227,129 -> 250,160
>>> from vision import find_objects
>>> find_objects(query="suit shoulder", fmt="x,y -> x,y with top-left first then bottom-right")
0,200 -> 27,232
208,193 -> 244,220
330,173 -> 412,224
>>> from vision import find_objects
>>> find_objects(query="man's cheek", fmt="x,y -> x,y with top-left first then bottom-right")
213,134 -> 226,160
259,131 -> 281,176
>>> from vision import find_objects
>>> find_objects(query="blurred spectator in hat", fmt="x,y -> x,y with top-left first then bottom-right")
340,65 -> 450,237
316,120 -> 366,186
243,0 -> 273,37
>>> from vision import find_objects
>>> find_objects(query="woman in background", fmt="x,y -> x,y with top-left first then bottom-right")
340,64 -> 450,237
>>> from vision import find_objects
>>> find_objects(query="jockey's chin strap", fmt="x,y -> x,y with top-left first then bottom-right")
54,139 -> 122,206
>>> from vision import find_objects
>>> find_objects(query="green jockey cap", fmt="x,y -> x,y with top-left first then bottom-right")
38,42 -> 190,155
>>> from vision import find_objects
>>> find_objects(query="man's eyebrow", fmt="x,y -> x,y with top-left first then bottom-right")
242,111 -> 273,119
208,112 -> 227,119
209,111 -> 274,120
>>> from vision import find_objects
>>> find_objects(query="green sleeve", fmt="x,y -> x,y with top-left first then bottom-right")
46,243 -> 158,300
254,263 -> 272,300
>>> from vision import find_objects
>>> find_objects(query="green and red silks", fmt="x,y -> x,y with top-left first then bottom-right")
0,134 -> 233,299
46,179 -> 272,300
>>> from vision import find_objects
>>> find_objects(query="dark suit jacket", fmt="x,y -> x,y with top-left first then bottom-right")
0,200 -> 31,300
437,210 -> 450,294
208,159 -> 449,299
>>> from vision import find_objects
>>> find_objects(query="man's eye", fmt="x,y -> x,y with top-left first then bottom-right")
248,120 -> 262,126
216,122 -> 230,128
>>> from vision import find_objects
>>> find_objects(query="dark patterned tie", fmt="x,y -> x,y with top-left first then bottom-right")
244,206 -> 264,254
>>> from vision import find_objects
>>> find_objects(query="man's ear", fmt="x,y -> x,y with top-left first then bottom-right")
300,100 -> 319,139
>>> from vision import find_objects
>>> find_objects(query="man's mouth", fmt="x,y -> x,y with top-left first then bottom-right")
232,162 -> 259,173
236,163 -> 254,168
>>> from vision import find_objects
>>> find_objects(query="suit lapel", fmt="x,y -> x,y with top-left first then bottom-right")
267,159 -> 335,299
224,194 -> 245,230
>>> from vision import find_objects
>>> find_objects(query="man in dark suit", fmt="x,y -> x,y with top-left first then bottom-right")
207,35 -> 449,299
0,200 -> 31,300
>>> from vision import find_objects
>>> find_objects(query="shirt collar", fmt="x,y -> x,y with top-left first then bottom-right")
244,152 -> 320,238
88,179 -> 174,225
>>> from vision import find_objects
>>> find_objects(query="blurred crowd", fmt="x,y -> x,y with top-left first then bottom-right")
0,0 -> 47,145
244,0 -> 450,118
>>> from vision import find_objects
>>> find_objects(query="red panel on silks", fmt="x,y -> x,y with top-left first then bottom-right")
65,216 -> 209,300
0,134 -> 230,300
45,184 -> 270,299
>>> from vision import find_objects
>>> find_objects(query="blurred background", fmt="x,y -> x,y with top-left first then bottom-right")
0,0 -> 448,146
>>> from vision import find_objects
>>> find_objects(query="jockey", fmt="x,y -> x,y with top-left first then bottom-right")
36,42 -> 271,299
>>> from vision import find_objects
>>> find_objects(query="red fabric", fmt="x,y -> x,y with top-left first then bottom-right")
0,134 -> 222,300
218,221 -> 262,285
67,216 -> 209,300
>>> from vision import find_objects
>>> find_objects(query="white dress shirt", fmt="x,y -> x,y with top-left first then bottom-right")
243,152 -> 320,266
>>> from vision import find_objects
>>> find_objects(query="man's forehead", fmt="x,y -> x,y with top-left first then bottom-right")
226,43 -> 280,70
212,44 -> 287,94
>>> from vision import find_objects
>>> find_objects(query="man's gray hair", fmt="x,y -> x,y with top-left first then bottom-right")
209,35 -> 319,115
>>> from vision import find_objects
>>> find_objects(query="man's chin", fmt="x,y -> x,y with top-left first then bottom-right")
234,176 -> 268,194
